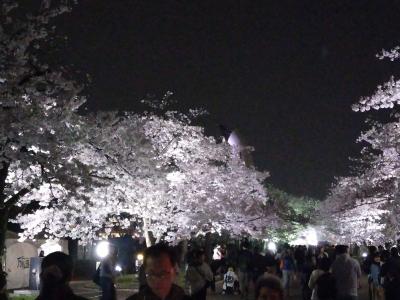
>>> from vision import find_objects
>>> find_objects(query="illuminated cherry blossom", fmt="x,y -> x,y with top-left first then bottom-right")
323,46 -> 400,242
15,112 -> 272,245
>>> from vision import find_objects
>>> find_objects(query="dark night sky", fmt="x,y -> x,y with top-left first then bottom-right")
53,1 -> 400,199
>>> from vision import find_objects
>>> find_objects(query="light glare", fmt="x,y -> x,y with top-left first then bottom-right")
96,241 -> 110,258
305,228 -> 318,246
267,241 -> 277,253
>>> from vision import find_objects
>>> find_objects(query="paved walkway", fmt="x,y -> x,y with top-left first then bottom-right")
71,275 -> 370,300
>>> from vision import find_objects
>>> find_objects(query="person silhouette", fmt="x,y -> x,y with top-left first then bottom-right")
36,251 -> 88,300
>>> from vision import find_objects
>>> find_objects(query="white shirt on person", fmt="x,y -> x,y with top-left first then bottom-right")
331,253 -> 361,297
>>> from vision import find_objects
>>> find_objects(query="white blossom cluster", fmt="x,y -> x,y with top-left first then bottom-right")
377,46 -> 400,61
353,46 -> 400,112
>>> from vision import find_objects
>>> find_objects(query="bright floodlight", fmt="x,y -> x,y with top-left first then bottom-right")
115,264 -> 122,272
289,227 -> 318,246
267,241 -> 277,253
305,227 -> 318,246
137,253 -> 144,261
96,241 -> 110,258
362,252 -> 368,258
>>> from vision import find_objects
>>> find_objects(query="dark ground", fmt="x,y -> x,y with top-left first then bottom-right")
70,274 -> 369,300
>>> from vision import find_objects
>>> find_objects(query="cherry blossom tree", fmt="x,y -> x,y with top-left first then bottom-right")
14,111 -> 273,246
0,1 -> 108,284
320,176 -> 390,243
323,47 -> 400,243
2,2 -> 273,270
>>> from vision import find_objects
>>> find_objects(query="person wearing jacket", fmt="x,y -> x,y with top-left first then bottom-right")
126,243 -> 191,300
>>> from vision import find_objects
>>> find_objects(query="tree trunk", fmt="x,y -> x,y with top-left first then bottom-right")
177,239 -> 188,268
0,162 -> 9,287
204,232 -> 213,264
143,218 -> 153,247
0,207 -> 9,290
68,238 -> 78,262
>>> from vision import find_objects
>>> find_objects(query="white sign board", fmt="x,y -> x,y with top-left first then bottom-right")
5,242 -> 37,289
5,238 -> 68,289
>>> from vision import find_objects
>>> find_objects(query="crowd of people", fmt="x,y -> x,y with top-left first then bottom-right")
361,245 -> 400,300
227,242 -> 400,300
2,241 -> 400,300
180,241 -> 400,300
104,242 -> 285,300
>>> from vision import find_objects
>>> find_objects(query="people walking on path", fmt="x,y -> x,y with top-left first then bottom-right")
264,250 -> 277,275
301,252 -> 314,300
294,246 -> 306,275
237,241 -> 254,300
380,247 -> 400,300
308,257 -> 335,300
280,249 -> 295,298
186,249 -> 213,300
331,245 -> 361,300
99,245 -> 118,300
253,246 -> 267,282
369,253 -> 383,300
315,247 -> 329,267
222,267 -> 239,295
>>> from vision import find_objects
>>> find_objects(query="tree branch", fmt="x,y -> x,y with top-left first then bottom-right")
5,185 -> 34,209
332,197 -> 389,214
88,172 -> 114,181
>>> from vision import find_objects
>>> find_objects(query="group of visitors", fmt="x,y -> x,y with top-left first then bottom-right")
211,242 -> 363,300
362,245 -> 400,300
128,243 -> 284,300
293,243 -> 400,300
22,243 -> 283,300
288,244 -> 361,300
4,241 -> 400,300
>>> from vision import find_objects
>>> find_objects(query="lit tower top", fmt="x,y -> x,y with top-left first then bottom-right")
219,125 -> 254,167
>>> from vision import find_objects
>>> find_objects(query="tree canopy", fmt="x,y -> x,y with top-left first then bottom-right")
1,1 -> 274,254
322,47 -> 400,243
264,184 -> 319,242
